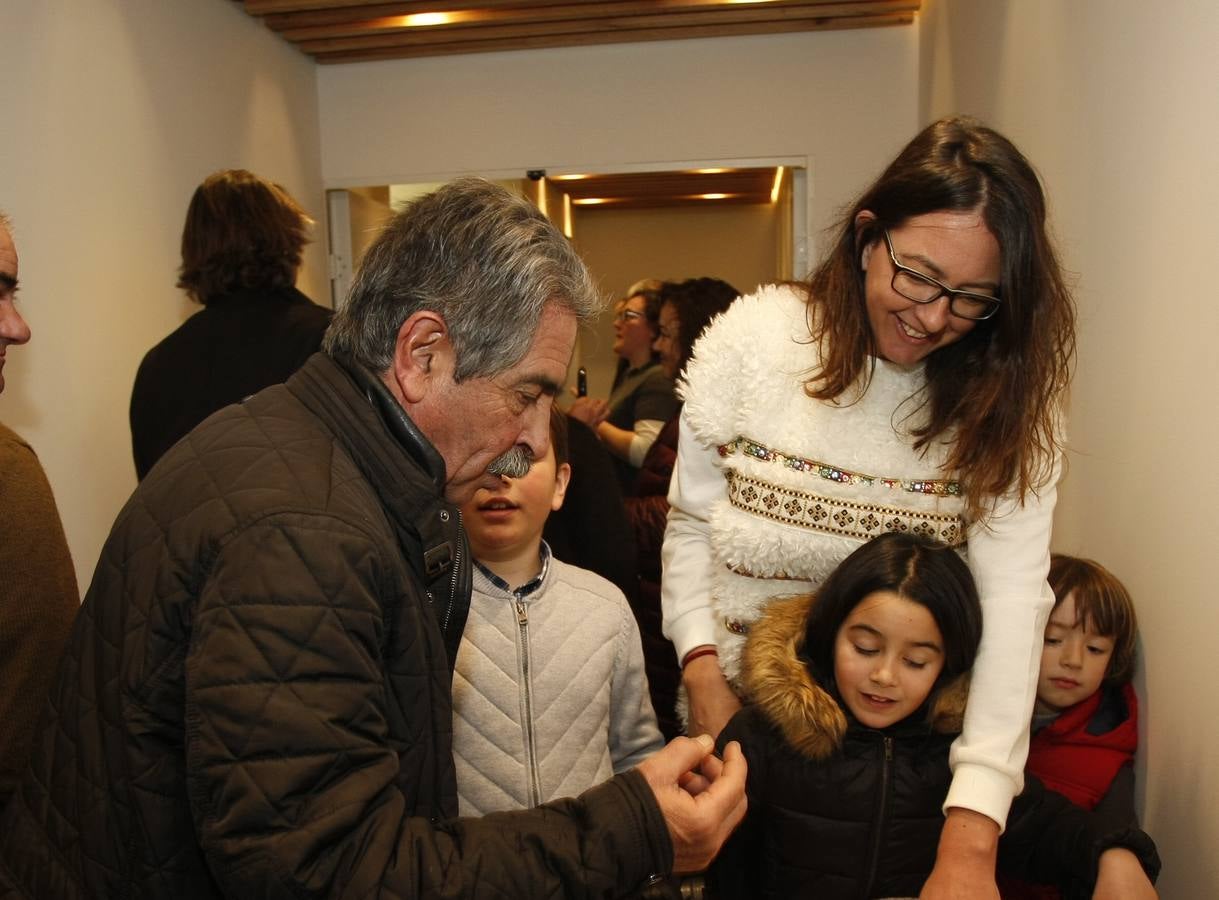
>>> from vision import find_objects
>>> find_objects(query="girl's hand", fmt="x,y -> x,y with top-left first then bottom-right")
682,653 -> 741,739
568,396 -> 609,427
919,808 -> 1000,899
1092,848 -> 1158,899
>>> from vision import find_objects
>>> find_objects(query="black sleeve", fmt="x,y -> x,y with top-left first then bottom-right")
999,776 -> 1160,896
1090,762 -> 1138,830
708,710 -> 768,900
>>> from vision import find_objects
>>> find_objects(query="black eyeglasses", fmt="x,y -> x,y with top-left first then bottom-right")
883,231 -> 1002,321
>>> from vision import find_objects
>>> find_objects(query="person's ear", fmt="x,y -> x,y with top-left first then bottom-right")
389,311 -> 452,404
855,209 -> 878,271
551,461 -> 572,512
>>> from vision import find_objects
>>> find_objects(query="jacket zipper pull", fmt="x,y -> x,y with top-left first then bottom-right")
515,599 -> 528,626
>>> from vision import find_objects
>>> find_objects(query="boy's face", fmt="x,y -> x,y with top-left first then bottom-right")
1035,592 -> 1115,715
461,442 -> 571,564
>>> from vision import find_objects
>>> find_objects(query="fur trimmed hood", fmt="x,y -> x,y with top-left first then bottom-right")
740,593 -> 969,760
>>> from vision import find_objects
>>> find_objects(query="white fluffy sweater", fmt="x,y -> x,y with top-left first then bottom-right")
661,284 -> 1059,826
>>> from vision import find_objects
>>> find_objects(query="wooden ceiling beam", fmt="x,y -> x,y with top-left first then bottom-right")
259,0 -> 911,31
310,13 -> 913,62
295,5 -> 915,50
245,0 -> 551,13
278,1 -> 917,41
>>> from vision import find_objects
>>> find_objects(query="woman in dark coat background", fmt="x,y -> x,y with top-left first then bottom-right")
625,276 -> 738,740
129,169 -> 332,479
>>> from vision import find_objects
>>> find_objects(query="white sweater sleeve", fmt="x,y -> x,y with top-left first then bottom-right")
660,405 -> 726,663
945,455 -> 1061,829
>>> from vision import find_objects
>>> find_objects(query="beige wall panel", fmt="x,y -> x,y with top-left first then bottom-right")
0,0 -> 324,590
921,1 -> 1219,894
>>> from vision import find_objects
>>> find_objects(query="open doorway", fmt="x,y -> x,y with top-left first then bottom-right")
325,159 -> 806,398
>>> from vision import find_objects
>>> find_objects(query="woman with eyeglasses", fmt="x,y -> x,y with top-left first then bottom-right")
662,117 -> 1075,899
569,278 -> 680,492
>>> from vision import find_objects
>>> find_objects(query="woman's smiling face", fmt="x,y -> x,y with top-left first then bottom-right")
859,210 -> 1000,366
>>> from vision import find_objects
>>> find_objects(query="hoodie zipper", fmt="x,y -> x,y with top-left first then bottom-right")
515,597 -> 542,807
861,735 -> 894,899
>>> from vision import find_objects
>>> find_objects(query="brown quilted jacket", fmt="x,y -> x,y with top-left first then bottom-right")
0,354 -> 671,899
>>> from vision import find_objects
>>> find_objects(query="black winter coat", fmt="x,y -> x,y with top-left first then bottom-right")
129,285 -> 332,480
710,594 -> 1159,900
0,354 -> 671,899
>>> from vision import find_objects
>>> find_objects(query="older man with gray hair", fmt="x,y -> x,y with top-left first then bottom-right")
0,180 -> 745,899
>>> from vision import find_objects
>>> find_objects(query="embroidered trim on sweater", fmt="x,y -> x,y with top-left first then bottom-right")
718,436 -> 961,496
725,470 -> 967,548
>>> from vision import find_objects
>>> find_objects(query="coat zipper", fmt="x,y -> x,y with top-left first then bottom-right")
861,735 -> 894,899
440,509 -> 462,636
515,597 -> 542,807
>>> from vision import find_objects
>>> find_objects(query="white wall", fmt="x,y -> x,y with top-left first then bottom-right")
317,28 -> 922,266
0,1 -> 325,590
921,1 -> 1219,894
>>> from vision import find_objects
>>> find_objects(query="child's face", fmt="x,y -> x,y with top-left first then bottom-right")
833,590 -> 946,730
1035,592 -> 1114,715
461,443 -> 571,563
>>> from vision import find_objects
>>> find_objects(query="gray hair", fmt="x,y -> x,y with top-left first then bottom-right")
324,177 -> 601,380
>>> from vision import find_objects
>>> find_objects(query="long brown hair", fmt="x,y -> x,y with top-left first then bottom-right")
806,117 -> 1075,516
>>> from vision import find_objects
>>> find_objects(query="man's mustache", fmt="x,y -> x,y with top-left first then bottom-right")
486,445 -> 533,479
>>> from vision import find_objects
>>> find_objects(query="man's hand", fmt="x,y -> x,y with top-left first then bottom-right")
920,807 -> 1000,899
637,734 -> 747,874
1092,848 -> 1157,899
568,396 -> 609,428
682,653 -> 741,740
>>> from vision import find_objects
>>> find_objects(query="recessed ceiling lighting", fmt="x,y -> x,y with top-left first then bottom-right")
552,174 -> 589,181
396,12 -> 456,27
697,193 -> 732,200
692,167 -> 731,174
572,197 -> 612,205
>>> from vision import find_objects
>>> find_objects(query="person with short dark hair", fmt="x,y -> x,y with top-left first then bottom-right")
0,179 -> 745,899
128,169 -> 332,479
1000,556 -> 1144,900
0,211 -> 79,810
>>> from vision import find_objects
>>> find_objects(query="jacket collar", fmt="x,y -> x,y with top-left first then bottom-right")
285,352 -> 471,671
741,592 -> 970,760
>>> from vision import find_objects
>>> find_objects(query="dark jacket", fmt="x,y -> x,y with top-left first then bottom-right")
1000,683 -> 1140,900
129,285 -> 332,479
0,353 -> 671,899
1028,682 -> 1138,816
624,414 -> 680,741
710,593 -> 1159,900
544,415 -> 638,603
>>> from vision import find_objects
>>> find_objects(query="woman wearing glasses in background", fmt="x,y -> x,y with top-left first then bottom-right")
570,278 -> 680,492
663,117 -> 1076,899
